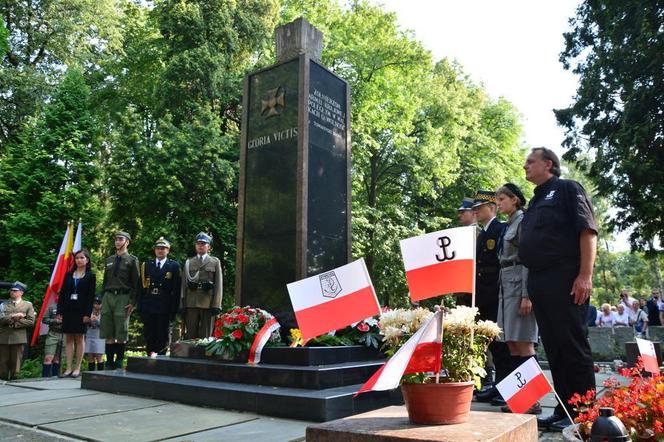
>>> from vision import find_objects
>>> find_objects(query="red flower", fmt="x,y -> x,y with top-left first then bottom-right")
357,323 -> 370,332
237,314 -> 249,324
231,329 -> 243,340
212,328 -> 222,338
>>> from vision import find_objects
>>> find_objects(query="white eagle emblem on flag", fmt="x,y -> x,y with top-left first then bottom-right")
319,271 -> 342,298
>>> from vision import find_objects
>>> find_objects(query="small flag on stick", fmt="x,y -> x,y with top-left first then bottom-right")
287,258 -> 381,341
496,357 -> 552,414
355,311 -> 443,396
636,338 -> 660,375
400,226 -> 475,302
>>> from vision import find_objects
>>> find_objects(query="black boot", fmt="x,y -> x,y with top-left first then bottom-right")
42,363 -> 52,378
51,363 -> 61,377
97,361 -> 105,371
105,344 -> 116,369
87,362 -> 96,371
115,344 -> 125,369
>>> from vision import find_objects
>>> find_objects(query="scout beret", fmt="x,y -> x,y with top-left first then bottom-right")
154,237 -> 171,248
10,281 -> 27,292
115,231 -> 131,241
195,232 -> 212,244
502,182 -> 527,208
457,197 -> 475,212
472,190 -> 497,208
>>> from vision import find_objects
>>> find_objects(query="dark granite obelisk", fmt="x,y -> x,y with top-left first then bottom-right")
235,18 -> 351,327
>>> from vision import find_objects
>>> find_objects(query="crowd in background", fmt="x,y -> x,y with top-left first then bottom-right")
588,288 -> 662,337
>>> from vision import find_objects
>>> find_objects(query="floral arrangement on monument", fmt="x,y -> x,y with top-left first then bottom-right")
198,306 -> 281,360
379,306 -> 500,386
569,359 -> 663,441
287,316 -> 382,348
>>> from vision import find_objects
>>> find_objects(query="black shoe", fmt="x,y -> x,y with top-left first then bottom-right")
475,386 -> 498,402
549,417 -> 573,432
537,413 -> 565,430
490,396 -> 506,406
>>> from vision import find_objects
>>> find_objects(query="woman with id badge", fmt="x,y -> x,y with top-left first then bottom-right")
57,249 -> 96,377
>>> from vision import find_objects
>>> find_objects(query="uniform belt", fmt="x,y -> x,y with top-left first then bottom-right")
500,261 -> 521,268
107,289 -> 130,295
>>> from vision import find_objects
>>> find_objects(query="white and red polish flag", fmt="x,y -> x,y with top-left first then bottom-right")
248,317 -> 280,364
636,338 -> 660,375
287,258 -> 380,341
496,357 -> 552,414
31,222 -> 82,346
400,226 -> 475,302
355,311 -> 443,396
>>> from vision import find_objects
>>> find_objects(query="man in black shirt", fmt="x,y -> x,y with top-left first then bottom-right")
646,289 -> 662,326
519,147 -> 597,431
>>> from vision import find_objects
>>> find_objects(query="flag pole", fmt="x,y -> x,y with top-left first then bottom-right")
543,373 -> 583,440
435,311 -> 443,383
470,226 -> 476,373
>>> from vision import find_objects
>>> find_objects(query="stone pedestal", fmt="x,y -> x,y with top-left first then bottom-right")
306,406 -> 537,442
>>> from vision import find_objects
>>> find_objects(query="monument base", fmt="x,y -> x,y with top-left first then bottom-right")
306,406 -> 538,441
81,345 -> 401,421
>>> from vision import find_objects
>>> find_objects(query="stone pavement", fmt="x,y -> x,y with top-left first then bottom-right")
0,369 -> 618,441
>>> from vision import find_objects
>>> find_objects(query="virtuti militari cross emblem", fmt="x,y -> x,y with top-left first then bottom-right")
319,271 -> 342,298
261,86 -> 286,118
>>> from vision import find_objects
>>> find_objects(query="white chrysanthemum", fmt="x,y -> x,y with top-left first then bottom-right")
476,320 -> 501,339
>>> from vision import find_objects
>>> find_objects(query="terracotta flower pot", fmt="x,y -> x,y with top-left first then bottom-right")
401,381 -> 474,425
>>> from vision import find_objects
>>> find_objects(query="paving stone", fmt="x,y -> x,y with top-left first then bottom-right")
0,422 -> 82,442
0,389 -> 96,407
161,417 -> 307,442
0,384 -> 31,395
10,378 -> 82,390
41,403 -> 258,442
1,392 -> 165,425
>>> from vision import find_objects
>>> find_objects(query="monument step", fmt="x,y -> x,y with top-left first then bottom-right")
81,370 -> 403,422
126,356 -> 384,389
170,343 -> 383,366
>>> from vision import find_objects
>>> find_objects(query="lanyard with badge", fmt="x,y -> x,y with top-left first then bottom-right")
71,274 -> 81,301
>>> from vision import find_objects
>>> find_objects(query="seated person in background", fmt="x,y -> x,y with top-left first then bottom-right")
596,303 -> 616,327
629,300 -> 648,338
613,304 -> 629,327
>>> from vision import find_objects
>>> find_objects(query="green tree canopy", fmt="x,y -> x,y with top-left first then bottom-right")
555,0 -> 664,251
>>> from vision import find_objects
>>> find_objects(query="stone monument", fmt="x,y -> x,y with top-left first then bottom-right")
235,18 -> 351,327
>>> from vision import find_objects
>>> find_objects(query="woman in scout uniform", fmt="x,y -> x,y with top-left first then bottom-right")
85,296 -> 105,370
57,249 -> 96,377
41,299 -> 63,377
181,232 -> 223,339
139,237 -> 181,356
0,282 -> 35,380
495,183 -> 540,414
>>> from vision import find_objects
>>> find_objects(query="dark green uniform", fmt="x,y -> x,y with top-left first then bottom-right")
42,304 -> 63,356
181,255 -> 222,339
101,252 -> 141,341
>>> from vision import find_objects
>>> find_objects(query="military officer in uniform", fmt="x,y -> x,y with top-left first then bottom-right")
472,191 -> 511,406
455,197 -> 478,307
181,232 -> 223,339
101,231 -> 141,369
520,147 -> 597,431
0,282 -> 35,380
140,237 -> 181,356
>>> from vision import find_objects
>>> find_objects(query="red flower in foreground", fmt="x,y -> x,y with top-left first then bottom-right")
357,323 -> 370,332
212,328 -> 222,338
237,314 -> 249,324
231,329 -> 243,340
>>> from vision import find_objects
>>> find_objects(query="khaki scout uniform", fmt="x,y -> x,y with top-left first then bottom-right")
181,255 -> 222,339
0,299 -> 35,380
42,304 -> 63,357
101,252 -> 141,341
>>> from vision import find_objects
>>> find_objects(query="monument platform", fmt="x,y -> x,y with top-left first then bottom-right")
306,406 -> 538,442
81,346 -> 403,422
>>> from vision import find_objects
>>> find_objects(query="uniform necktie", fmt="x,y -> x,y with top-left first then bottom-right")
157,261 -> 162,270
113,255 -> 121,276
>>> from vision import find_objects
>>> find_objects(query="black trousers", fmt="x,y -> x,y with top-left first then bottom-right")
142,313 -> 171,355
529,263 -> 595,416
477,281 -> 512,385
